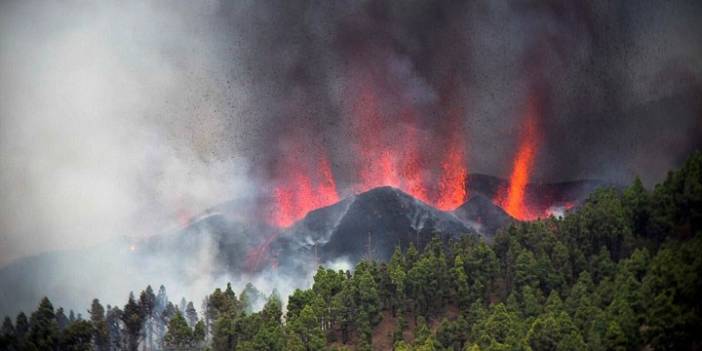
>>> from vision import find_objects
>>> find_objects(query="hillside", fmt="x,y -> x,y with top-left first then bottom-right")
2,152 -> 701,351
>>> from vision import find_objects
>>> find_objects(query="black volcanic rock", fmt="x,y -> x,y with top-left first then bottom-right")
453,193 -> 513,235
272,186 -> 475,267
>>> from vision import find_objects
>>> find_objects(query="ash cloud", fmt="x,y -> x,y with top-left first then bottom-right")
234,0 -> 702,188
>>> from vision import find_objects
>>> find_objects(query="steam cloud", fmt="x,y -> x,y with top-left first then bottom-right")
1,0 -> 701,316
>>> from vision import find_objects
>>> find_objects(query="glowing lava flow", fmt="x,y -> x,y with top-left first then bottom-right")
497,97 -> 540,220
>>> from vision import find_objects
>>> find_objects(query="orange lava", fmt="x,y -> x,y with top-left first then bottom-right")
346,66 -> 467,210
435,98 -> 468,210
436,141 -> 468,210
497,97 -> 541,220
270,151 -> 339,228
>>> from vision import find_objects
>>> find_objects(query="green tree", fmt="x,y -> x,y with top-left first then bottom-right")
287,305 -> 325,351
471,304 -> 522,350
0,317 -> 16,350
514,250 -> 539,289
122,292 -> 144,351
212,312 -> 236,351
185,301 -> 198,327
55,308 -> 69,331
246,299 -> 285,351
89,298 -> 109,351
414,316 -> 431,345
193,320 -> 206,346
603,321 -> 627,351
352,266 -> 381,346
28,297 -> 59,351
15,312 -> 29,341
59,320 -> 93,351
286,289 -> 315,321
436,317 -> 468,350
388,246 -> 407,315
164,311 -> 194,350
453,255 -> 472,309
525,312 -> 584,351
140,285 -> 156,349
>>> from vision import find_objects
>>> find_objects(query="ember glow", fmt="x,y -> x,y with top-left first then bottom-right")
496,95 -> 541,220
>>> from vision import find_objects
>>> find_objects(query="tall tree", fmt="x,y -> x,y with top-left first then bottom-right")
28,297 -> 59,351
59,320 -> 93,351
89,299 -> 109,351
163,312 -> 194,351
286,305 -> 325,351
185,302 -> 198,328
0,317 -> 16,350
105,306 -> 123,351
140,286 -> 156,350
121,292 -> 144,351
55,308 -> 69,331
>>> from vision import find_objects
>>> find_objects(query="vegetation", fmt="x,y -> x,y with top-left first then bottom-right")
1,152 -> 701,350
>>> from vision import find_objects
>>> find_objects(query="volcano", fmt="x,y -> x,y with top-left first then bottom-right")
184,177 -> 612,273
271,186 -> 474,269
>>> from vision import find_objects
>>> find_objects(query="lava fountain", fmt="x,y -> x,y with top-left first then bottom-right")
269,142 -> 339,228
496,94 -> 541,220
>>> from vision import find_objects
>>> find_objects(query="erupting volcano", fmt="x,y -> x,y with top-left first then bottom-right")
265,65 -> 472,229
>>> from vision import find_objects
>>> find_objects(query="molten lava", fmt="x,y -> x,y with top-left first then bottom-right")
435,99 -> 468,210
270,151 -> 339,228
267,65 -> 470,229
496,97 -> 541,220
346,66 -> 467,210
436,141 -> 468,210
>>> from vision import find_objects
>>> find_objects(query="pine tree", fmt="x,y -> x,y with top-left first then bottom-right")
59,320 -> 93,351
0,317 -> 16,350
55,307 -> 69,331
185,301 -> 198,328
89,299 -> 109,351
15,312 -> 29,341
105,306 -> 123,351
193,320 -> 206,347
453,254 -> 471,309
140,286 -> 156,349
286,305 -> 325,351
28,297 -> 59,350
163,311 -> 193,350
122,292 -> 144,351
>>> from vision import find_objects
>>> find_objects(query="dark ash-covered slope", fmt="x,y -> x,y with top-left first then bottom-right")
272,186 -> 476,268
